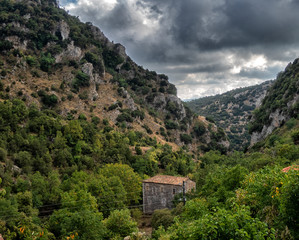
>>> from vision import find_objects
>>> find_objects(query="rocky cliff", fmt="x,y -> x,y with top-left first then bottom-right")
249,59 -> 299,146
0,0 -> 228,154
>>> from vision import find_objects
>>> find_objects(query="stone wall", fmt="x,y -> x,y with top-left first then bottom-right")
143,182 -> 183,214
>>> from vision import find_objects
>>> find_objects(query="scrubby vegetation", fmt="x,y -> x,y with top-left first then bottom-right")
249,59 -> 299,134
0,0 -> 228,153
187,81 -> 272,150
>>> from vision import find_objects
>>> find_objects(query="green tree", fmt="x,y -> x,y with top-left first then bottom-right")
49,190 -> 107,239
157,206 -> 275,240
104,209 -> 138,238
99,163 -> 142,204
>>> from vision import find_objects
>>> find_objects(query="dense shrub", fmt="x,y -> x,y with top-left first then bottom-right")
180,134 -> 192,144
73,71 -> 90,90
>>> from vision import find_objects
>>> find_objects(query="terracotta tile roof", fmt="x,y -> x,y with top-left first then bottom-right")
143,175 -> 190,186
282,165 -> 299,173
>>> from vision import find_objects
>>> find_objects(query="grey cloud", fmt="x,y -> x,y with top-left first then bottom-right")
63,0 -> 299,99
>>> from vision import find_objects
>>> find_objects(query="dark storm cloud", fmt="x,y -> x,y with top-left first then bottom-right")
63,0 -> 299,99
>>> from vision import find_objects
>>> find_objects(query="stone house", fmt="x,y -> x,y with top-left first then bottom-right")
142,175 -> 196,214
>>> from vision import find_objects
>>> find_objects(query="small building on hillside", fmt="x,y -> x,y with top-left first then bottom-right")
142,175 -> 196,214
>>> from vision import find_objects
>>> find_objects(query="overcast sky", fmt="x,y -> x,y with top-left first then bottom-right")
60,0 -> 299,100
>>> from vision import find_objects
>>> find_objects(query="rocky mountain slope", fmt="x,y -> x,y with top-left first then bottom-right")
0,0 -> 228,154
186,81 -> 273,150
249,58 -> 299,146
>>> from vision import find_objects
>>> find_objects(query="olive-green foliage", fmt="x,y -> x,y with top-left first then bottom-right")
116,108 -> 145,123
73,71 -> 90,90
186,81 -> 273,150
99,163 -> 142,204
84,51 -> 104,73
102,48 -> 123,69
142,124 -> 152,134
291,129 -> 299,144
180,134 -> 192,144
249,59 -> 299,134
156,205 -> 275,240
151,209 -> 174,230
49,190 -> 107,240
235,166 -> 299,238
40,53 -> 55,72
193,121 -> 206,137
166,101 -> 180,118
0,40 -> 13,52
26,55 -> 38,67
104,209 -> 138,238
165,120 -> 178,130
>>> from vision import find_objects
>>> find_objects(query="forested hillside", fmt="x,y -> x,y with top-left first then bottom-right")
0,0 -> 298,239
0,0 -> 228,154
186,81 -> 272,150
250,58 -> 299,146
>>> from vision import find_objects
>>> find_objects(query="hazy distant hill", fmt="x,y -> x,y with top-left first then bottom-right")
186,81 -> 273,150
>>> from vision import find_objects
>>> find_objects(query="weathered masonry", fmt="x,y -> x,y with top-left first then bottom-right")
143,175 -> 196,214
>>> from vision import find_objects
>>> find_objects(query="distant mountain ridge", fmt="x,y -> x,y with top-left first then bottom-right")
186,81 -> 273,150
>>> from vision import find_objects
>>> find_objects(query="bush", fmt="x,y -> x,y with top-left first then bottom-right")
142,124 -> 153,134
26,55 -> 38,67
116,112 -> 133,123
79,90 -> 88,100
102,48 -> 123,69
40,53 -> 55,72
160,206 -> 275,240
43,94 -> 58,107
104,209 -> 138,238
84,52 -> 104,73
73,71 -> 90,90
193,122 -> 206,137
165,120 -> 178,130
78,114 -> 87,120
151,209 -> 174,230
180,134 -> 192,144
291,129 -> 299,144
0,40 -> 13,52
286,118 -> 297,130
0,147 -> 7,162
132,109 -> 145,120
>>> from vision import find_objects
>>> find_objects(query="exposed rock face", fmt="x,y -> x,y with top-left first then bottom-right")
55,41 -> 83,63
250,109 -> 286,145
81,63 -> 105,100
122,89 -> 137,111
151,93 -> 186,120
5,36 -> 28,50
90,25 -> 113,48
250,58 -> 299,146
250,93 -> 299,145
57,20 -> 70,40
167,95 -> 186,120
114,43 -> 127,60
